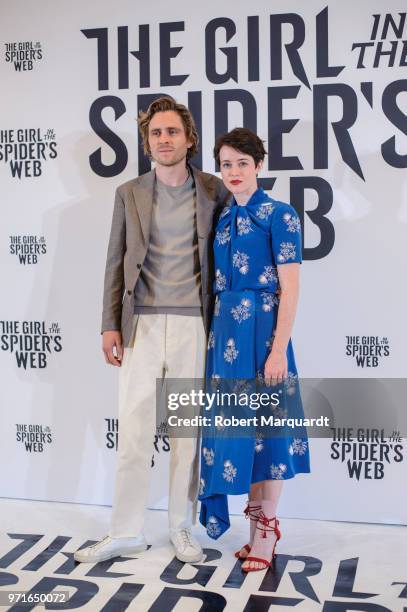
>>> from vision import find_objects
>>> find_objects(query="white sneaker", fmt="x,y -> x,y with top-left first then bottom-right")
170,528 -> 203,563
74,534 -> 147,563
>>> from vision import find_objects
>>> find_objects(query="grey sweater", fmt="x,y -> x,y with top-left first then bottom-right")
134,173 -> 201,315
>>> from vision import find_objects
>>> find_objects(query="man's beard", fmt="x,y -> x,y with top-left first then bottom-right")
153,151 -> 187,167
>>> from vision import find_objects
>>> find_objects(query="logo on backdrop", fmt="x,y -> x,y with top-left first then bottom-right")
0,128 -> 57,178
9,235 -> 47,265
345,335 -> 390,367
152,422 -> 170,467
351,14 -> 407,69
82,10 -> 407,261
104,418 -> 169,465
330,428 -> 404,479
16,424 -> 52,453
105,418 -> 118,450
4,41 -> 43,71
0,321 -> 62,369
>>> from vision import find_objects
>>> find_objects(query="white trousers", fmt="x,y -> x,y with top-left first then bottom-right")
109,314 -> 206,537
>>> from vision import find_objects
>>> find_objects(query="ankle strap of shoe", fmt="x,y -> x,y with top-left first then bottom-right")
256,512 -> 281,539
244,503 -> 262,522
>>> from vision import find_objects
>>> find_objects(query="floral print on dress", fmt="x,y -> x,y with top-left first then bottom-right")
266,332 -> 276,349
233,378 -> 251,395
271,402 -> 288,420
208,331 -> 215,349
289,439 -> 308,456
199,478 -> 205,496
261,292 -> 279,312
277,242 -> 296,263
284,371 -> 298,395
210,373 -> 221,391
202,447 -> 215,466
214,296 -> 220,316
237,216 -> 253,235
258,265 -> 277,285
283,212 -> 301,233
207,515 -> 222,538
220,205 -> 231,219
232,251 -> 249,275
256,369 -> 265,384
270,463 -> 287,479
255,435 -> 264,453
222,460 -> 237,482
216,226 -> 231,246
256,203 -> 274,219
224,338 -> 239,363
231,298 -> 252,323
215,269 -> 227,291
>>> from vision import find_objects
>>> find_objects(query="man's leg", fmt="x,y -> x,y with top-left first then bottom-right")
110,314 -> 166,537
165,315 -> 206,561
74,314 -> 166,563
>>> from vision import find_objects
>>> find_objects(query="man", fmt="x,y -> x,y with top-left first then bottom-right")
74,97 -> 228,564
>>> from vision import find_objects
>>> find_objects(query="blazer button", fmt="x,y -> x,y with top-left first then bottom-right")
137,263 -> 141,269
127,290 -> 132,295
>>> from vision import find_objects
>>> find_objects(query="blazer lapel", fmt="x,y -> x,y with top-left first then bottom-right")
132,166 -> 218,246
131,169 -> 155,245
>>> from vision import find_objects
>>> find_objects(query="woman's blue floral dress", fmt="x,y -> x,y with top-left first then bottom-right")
199,187 -> 311,539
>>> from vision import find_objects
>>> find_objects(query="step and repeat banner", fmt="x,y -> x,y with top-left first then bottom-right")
1,0 -> 406,524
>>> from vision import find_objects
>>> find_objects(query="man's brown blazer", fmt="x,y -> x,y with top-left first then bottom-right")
101,165 -> 229,346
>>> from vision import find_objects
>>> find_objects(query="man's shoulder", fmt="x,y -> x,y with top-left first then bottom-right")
191,166 -> 221,187
115,170 -> 155,199
190,165 -> 230,201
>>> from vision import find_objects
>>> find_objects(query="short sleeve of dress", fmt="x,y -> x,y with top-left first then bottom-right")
271,203 -> 302,265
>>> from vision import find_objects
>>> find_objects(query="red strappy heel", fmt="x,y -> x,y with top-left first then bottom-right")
242,512 -> 281,572
234,502 -> 261,559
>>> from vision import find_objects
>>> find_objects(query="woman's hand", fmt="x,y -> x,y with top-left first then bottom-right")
264,264 -> 299,385
264,347 -> 287,385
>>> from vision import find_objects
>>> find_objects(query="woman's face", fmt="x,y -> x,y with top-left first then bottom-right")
219,145 -> 262,199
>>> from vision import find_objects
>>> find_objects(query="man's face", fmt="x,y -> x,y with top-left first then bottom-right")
148,111 -> 192,167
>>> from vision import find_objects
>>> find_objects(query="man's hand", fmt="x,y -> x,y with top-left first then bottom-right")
102,331 -> 123,366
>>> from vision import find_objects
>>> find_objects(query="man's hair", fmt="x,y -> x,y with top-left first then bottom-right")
213,127 -> 267,166
138,97 -> 199,160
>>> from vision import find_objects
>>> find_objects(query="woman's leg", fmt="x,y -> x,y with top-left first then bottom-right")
261,479 -> 283,513
235,481 -> 263,558
242,480 -> 283,571
249,482 -> 262,502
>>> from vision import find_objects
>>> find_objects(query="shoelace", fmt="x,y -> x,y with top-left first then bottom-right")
89,535 -> 110,550
177,529 -> 193,548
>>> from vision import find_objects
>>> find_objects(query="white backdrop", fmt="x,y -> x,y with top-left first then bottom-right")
1,0 -> 406,525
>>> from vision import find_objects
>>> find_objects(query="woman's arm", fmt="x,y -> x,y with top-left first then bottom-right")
264,263 -> 300,383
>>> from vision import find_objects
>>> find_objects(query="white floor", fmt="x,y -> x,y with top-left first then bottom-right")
0,498 -> 405,611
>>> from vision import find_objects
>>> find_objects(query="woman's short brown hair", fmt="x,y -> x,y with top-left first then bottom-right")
214,127 -> 266,166
138,97 -> 199,160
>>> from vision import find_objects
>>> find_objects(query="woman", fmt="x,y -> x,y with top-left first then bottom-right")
199,128 -> 310,572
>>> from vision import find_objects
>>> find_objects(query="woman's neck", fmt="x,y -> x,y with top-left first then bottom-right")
234,184 -> 258,205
